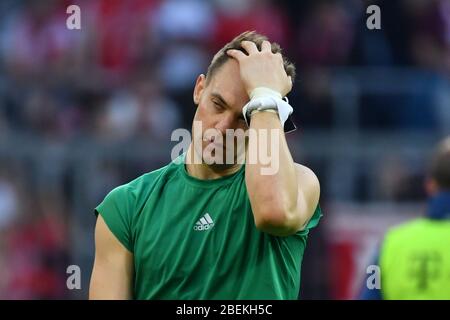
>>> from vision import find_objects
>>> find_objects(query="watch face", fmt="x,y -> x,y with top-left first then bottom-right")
284,116 -> 297,133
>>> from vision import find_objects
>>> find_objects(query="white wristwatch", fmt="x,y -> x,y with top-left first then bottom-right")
242,95 -> 293,128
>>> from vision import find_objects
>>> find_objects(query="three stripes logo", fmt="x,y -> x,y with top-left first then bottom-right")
193,213 -> 214,231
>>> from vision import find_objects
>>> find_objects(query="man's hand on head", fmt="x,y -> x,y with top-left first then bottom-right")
227,40 -> 292,98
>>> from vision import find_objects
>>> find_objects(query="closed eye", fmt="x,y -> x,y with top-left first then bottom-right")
212,100 -> 225,111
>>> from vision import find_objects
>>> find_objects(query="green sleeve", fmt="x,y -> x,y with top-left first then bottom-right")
305,204 -> 323,230
95,184 -> 135,252
297,204 -> 323,236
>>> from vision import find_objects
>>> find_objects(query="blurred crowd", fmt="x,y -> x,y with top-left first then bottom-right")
1,0 -> 449,140
0,0 -> 449,299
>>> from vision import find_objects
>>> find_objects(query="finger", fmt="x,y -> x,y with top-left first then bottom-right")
261,40 -> 272,53
288,76 -> 293,90
240,40 -> 259,55
227,49 -> 247,61
275,52 -> 283,61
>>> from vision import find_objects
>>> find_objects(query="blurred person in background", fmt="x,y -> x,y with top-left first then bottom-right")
0,163 -> 69,299
89,31 -> 321,299
359,136 -> 450,299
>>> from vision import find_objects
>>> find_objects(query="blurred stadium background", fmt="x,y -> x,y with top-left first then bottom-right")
0,0 -> 449,299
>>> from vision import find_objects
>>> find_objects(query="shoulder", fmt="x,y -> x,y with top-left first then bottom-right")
127,160 -> 180,192
96,160 -> 179,225
384,218 -> 428,242
102,160 -> 180,204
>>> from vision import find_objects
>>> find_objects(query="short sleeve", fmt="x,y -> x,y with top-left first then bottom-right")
305,204 -> 322,230
297,204 -> 323,236
95,184 -> 135,252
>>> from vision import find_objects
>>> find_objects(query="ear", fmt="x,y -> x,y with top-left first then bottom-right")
193,74 -> 206,106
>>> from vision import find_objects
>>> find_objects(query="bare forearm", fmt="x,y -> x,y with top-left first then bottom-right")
245,111 -> 298,228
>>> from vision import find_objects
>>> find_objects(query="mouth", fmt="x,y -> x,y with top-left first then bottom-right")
202,137 -> 225,151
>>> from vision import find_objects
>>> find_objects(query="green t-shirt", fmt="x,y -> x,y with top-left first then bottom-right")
95,154 -> 322,299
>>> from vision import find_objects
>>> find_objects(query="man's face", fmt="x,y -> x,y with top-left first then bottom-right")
192,59 -> 249,167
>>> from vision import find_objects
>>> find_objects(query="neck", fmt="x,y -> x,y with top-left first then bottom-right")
185,144 -> 242,180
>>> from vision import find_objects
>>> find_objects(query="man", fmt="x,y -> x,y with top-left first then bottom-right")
89,31 -> 321,299
359,136 -> 450,299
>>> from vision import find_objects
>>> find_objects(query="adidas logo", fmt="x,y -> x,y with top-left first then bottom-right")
193,213 -> 214,231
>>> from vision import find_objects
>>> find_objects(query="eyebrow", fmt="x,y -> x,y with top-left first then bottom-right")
211,92 -> 246,120
211,92 -> 230,108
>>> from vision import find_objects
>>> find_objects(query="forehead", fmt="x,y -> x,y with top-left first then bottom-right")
208,59 -> 249,108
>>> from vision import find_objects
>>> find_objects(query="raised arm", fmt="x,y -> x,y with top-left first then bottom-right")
228,40 -> 320,236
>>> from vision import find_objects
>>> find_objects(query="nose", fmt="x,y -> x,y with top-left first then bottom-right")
214,114 -> 236,135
